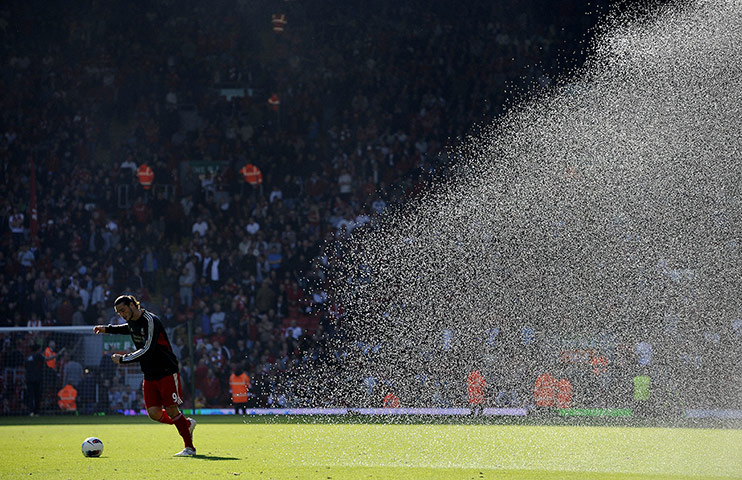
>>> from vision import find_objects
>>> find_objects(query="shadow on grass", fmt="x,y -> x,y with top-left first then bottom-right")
193,454 -> 240,461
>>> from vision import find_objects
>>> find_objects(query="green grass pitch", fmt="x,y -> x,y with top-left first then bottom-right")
1,416 -> 740,479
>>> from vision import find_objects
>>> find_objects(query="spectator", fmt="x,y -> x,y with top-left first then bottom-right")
209,340 -> 229,372
255,279 -> 276,314
245,217 -> 260,236
203,253 -> 222,288
192,216 -> 209,237
62,352 -> 84,389
77,368 -> 98,415
200,368 -> 222,407
108,377 -> 125,412
1,0 -> 679,415
284,318 -> 302,341
120,156 -> 137,177
179,266 -> 195,307
337,170 -> 353,199
9,209 -> 25,246
209,303 -> 227,335
24,344 -> 45,416
17,245 -> 35,270
172,336 -> 186,361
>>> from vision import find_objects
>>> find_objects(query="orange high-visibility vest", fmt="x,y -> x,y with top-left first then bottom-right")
556,378 -> 573,408
58,384 -> 78,411
137,164 -> 154,189
44,347 -> 57,370
534,373 -> 556,407
591,355 -> 609,375
383,392 -> 400,408
229,372 -> 250,404
271,14 -> 287,33
240,164 -> 263,185
466,370 -> 486,405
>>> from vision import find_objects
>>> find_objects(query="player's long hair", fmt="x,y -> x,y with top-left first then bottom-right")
113,294 -> 141,310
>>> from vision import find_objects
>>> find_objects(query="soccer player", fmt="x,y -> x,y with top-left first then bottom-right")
94,294 -> 196,456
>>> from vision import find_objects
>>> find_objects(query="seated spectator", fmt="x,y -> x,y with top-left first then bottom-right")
193,391 -> 207,409
209,340 -> 229,371
284,318 -> 302,340
119,156 -> 137,177
194,278 -> 213,304
108,377 -> 124,412
192,216 -> 209,237
121,385 -> 137,411
245,217 -> 260,236
211,328 -> 228,349
200,368 -> 222,407
255,279 -> 276,314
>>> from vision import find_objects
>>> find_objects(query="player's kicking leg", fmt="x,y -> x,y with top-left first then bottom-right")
174,416 -> 197,456
153,373 -> 196,457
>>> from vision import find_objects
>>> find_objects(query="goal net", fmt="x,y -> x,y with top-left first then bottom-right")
1,326 -> 146,416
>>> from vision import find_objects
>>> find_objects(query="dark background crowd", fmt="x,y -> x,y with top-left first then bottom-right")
5,0 -> 733,417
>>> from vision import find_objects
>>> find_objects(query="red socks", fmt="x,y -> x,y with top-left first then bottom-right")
153,409 -> 193,449
156,410 -> 174,424
172,413 -> 194,449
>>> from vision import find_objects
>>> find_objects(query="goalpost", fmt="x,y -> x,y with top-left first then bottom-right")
0,326 -> 145,416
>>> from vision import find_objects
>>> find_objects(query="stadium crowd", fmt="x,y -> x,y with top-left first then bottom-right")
1,0 -> 595,414
7,0 -> 734,417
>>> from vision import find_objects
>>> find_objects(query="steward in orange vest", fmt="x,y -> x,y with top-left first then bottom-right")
467,369 -> 486,414
137,164 -> 154,189
534,373 -> 556,407
383,392 -> 400,408
591,355 -> 609,376
58,384 -> 78,412
229,365 -> 251,414
555,378 -> 573,408
240,164 -> 263,185
466,370 -> 486,405
44,341 -> 62,370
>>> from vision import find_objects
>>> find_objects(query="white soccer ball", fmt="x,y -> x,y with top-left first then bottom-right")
81,437 -> 104,457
